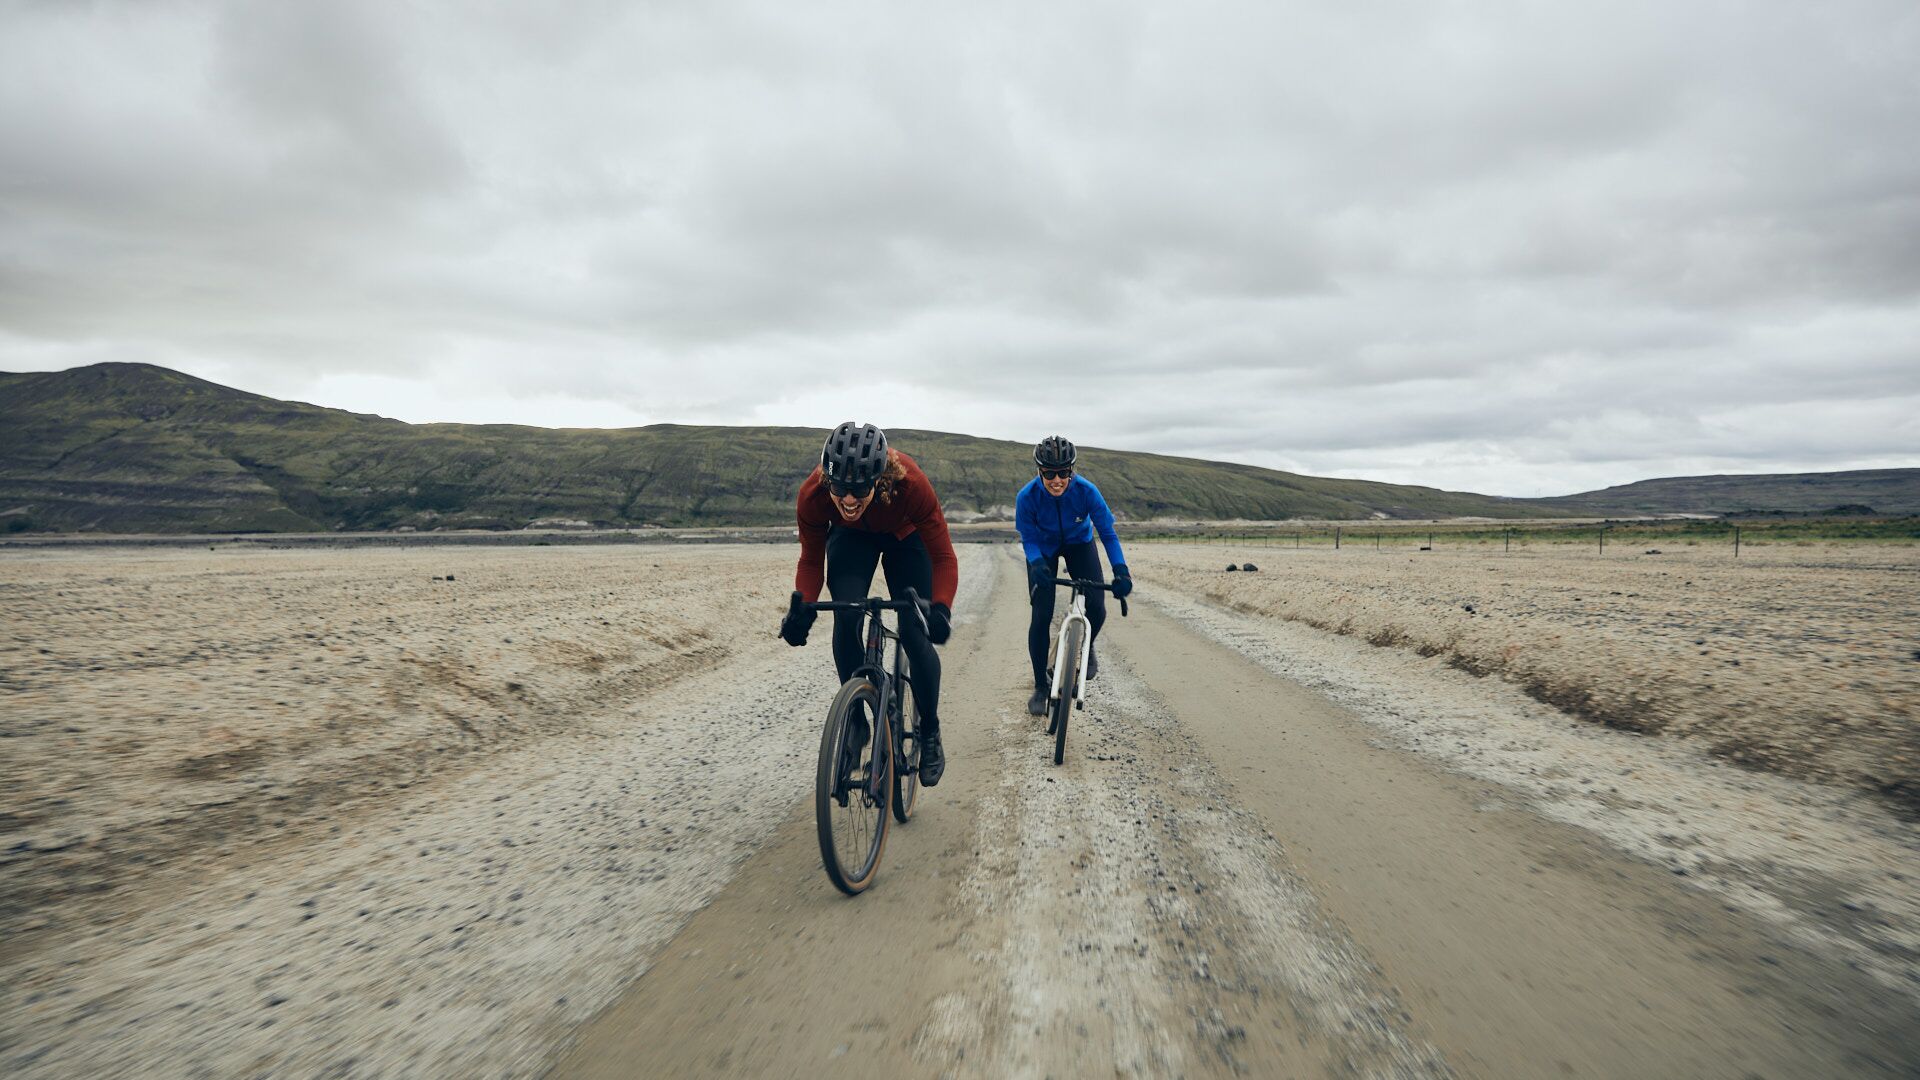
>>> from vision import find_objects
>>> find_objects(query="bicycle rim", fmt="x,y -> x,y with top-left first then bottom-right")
891,661 -> 919,823
815,679 -> 890,895
1053,622 -> 1081,765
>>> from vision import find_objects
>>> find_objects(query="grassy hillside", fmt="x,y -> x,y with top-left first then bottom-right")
1537,469 -> 1920,516
1,363 -> 1553,533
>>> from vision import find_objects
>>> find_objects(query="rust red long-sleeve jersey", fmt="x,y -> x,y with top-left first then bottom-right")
794,451 -> 958,608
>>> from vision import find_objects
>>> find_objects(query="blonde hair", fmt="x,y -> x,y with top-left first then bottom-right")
874,448 -> 908,505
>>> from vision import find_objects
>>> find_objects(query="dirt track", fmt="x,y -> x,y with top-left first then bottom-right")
4,543 -> 1917,1077
554,548 -> 1917,1079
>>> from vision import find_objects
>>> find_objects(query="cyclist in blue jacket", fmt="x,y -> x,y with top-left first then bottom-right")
1016,435 -> 1133,716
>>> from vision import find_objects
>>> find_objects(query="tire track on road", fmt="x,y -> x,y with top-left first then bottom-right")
2,556 -> 861,1079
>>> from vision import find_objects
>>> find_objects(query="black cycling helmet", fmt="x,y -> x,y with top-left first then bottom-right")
821,421 -> 889,496
1034,435 -> 1076,471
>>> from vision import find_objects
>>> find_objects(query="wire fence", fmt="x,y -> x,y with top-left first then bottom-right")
1120,517 -> 1920,557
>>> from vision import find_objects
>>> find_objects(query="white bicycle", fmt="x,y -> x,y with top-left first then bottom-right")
1041,575 -> 1129,765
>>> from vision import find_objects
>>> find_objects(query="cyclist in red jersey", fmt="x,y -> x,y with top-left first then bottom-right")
779,422 -> 957,784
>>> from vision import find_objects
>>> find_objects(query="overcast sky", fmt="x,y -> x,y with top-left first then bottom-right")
3,1 -> 1917,496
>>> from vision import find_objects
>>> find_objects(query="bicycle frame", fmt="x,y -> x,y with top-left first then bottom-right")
791,588 -> 930,895
1048,592 -> 1094,706
793,590 -> 929,788
1044,577 -> 1127,709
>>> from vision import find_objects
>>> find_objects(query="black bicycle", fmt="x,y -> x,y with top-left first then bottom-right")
783,589 -> 929,895
1041,576 -> 1128,765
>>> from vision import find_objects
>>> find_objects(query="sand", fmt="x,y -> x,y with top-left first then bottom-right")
4,540 -> 1915,1077
1129,540 -> 1920,811
1,543 -> 800,944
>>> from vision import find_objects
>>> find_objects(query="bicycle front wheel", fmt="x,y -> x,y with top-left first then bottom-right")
1052,621 -> 1082,766
816,678 -> 891,895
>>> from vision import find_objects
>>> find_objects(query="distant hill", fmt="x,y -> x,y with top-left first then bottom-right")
0,363 -> 1556,533
1539,469 -> 1920,517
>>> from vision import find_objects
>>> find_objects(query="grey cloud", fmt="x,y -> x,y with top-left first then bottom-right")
2,0 -> 1917,495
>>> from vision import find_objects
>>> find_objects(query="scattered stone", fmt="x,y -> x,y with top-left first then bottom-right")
1225,564 -> 1239,572
1241,563 -> 1259,572
1645,549 -> 1663,555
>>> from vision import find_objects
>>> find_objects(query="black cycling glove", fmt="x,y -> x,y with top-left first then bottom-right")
1110,564 -> 1133,599
1027,559 -> 1051,600
926,603 -> 952,645
779,595 -> 816,647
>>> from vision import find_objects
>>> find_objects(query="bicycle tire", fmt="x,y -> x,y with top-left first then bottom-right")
1053,621 -> 1081,765
1043,633 -> 1059,729
891,657 -> 919,823
816,678 -> 891,895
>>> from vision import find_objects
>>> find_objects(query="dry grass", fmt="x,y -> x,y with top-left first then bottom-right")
0,543 -> 795,932
1134,542 -> 1920,813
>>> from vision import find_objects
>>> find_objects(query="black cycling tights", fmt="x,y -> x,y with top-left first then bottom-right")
826,526 -> 942,728
1028,540 -> 1106,689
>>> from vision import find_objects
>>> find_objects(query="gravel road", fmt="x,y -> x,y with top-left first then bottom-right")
4,542 -> 1915,1077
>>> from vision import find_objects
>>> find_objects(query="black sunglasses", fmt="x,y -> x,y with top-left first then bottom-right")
828,480 -> 876,498
1039,467 -> 1073,480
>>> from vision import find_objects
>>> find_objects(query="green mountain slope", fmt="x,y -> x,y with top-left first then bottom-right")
1,363 -> 1555,532
1538,469 -> 1920,516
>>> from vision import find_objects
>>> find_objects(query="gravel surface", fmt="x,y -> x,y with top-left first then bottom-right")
0,544 -> 794,943
6,540 -> 1914,1077
1130,542 -> 1920,811
942,650 -> 1448,1077
0,543 -> 837,1077
1141,576 -> 1920,1006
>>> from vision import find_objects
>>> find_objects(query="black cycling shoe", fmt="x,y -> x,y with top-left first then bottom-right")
1088,646 -> 1099,681
1027,687 -> 1046,716
919,725 -> 945,786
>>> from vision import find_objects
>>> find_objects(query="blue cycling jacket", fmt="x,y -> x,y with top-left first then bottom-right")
1015,475 -> 1127,568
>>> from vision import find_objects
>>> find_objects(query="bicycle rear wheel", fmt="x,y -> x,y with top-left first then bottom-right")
1052,621 -> 1082,765
891,657 -> 919,823
816,678 -> 891,895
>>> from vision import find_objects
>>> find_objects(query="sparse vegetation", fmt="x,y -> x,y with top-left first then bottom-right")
1138,542 -> 1920,813
7,363 -> 1917,535
1,363 -> 1560,533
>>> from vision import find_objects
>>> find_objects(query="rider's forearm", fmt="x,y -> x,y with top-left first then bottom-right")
794,523 -> 828,602
924,538 -> 959,609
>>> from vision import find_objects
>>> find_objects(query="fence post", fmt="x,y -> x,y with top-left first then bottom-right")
1599,525 -> 1606,554
1734,525 -> 1740,558
1335,527 -> 1342,550
1505,527 -> 1510,553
